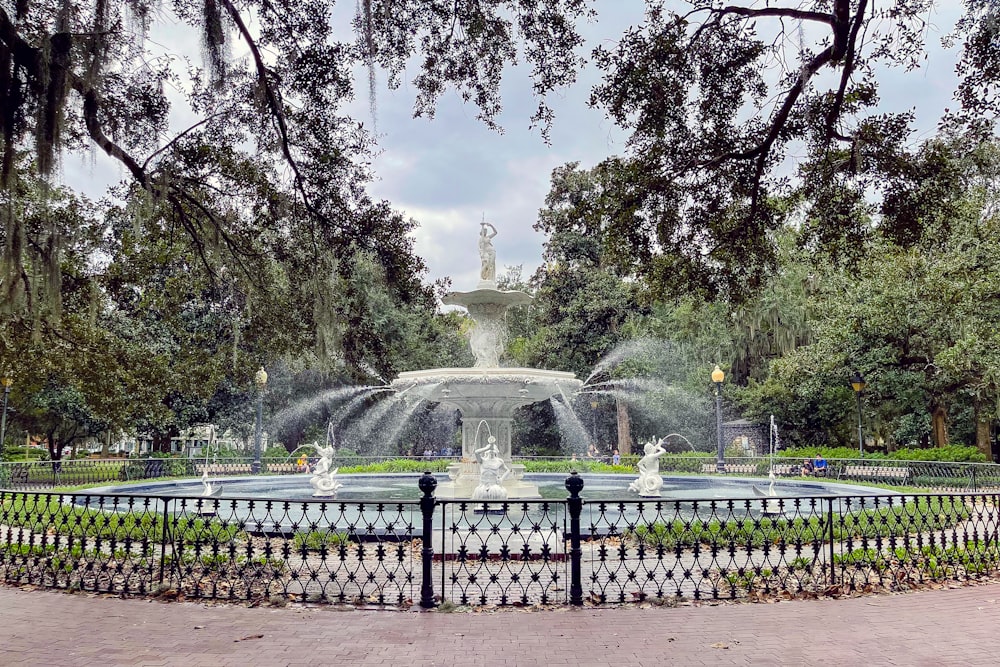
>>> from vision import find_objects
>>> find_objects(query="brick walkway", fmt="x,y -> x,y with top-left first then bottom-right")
2,584 -> 998,666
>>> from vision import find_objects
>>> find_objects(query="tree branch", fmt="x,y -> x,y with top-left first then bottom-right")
824,0 -> 869,141
71,74 -> 150,187
695,1 -> 859,221
714,5 -> 834,25
219,0 -> 319,220
142,112 -> 229,171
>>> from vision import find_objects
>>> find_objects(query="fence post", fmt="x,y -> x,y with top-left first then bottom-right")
158,496 -> 171,589
418,472 -> 438,609
565,472 -> 584,606
827,497 -> 836,586
971,466 -> 978,493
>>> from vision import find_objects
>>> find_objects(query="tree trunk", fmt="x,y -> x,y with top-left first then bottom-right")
101,430 -> 111,457
931,404 -> 949,447
615,397 -> 632,456
974,401 -> 992,461
976,418 -> 991,460
46,429 -> 61,462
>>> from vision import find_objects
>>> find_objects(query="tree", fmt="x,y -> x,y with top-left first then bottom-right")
498,2 -> 996,299
0,0 -> 592,273
737,138 -> 1000,454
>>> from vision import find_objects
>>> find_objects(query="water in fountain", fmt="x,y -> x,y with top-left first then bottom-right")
342,388 -> 431,458
550,398 -> 591,455
580,387 -> 710,453
269,385 -> 380,439
583,338 -> 669,386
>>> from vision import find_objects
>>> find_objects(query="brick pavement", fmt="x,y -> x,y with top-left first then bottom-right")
2,583 -> 999,666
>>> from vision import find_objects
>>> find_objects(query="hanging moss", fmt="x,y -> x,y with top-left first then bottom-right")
36,32 -> 73,176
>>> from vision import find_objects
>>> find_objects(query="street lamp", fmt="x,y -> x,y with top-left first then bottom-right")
850,371 -> 866,456
0,375 -> 12,455
252,366 -> 268,474
712,365 -> 725,472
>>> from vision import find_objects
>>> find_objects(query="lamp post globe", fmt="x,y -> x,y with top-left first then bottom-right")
712,365 -> 725,472
252,367 -> 268,474
850,371 -> 866,456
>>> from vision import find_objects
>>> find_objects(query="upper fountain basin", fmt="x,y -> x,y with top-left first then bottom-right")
440,289 -> 533,308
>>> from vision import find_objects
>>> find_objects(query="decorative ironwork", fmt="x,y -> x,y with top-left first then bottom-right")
1,475 -> 999,608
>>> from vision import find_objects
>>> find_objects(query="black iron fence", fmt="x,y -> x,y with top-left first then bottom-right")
2,473 -> 998,607
3,455 -> 1000,492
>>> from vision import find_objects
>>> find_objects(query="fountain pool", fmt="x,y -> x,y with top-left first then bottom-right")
89,472 -> 887,502
81,472 -> 895,539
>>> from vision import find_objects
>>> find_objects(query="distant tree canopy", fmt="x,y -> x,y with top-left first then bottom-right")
539,1 -> 1000,299
3,1 -> 997,306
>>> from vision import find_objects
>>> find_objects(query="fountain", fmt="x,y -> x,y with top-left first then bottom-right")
390,222 -> 582,498
309,442 -> 343,497
200,468 -> 223,498
752,415 -> 783,514
627,437 -> 667,497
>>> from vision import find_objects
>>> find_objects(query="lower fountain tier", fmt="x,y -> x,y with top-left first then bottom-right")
392,367 -> 582,499
391,367 -> 582,413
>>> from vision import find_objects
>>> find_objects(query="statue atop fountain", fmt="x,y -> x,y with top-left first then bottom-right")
629,437 -> 667,497
309,442 -> 343,497
478,221 -> 497,287
391,221 -> 583,499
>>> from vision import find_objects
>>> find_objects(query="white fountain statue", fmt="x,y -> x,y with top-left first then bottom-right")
471,433 -> 512,501
478,220 -> 498,288
391,222 -> 582,499
309,442 -> 343,497
200,468 -> 223,497
628,437 -> 667,497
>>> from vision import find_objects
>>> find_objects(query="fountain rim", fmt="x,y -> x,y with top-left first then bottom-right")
392,367 -> 582,385
79,471 -> 898,500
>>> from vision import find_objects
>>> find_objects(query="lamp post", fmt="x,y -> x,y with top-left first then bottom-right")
850,371 -> 866,456
0,375 -> 12,455
252,366 -> 268,474
712,365 -> 725,472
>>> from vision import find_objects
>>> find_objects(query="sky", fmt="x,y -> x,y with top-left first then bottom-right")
62,1 -> 966,294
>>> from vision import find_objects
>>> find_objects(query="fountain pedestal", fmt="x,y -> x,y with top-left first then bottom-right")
393,368 -> 581,499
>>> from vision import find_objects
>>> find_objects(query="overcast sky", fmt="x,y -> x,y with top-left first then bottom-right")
63,2 -> 965,294
348,2 -> 965,292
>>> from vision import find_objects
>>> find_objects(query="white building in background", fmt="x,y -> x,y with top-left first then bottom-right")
118,425 -> 267,457
171,424 -> 257,457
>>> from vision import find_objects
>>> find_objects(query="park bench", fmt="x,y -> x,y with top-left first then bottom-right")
264,463 -> 299,474
839,465 -> 910,484
195,463 -> 252,475
770,464 -> 800,476
700,463 -> 758,475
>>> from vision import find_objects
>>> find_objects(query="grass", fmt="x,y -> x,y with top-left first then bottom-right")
0,493 -> 244,545
625,495 -> 972,549
292,530 -> 353,551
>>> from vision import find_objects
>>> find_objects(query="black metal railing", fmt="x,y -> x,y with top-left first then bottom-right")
5,455 -> 1000,492
2,473 -> 998,608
